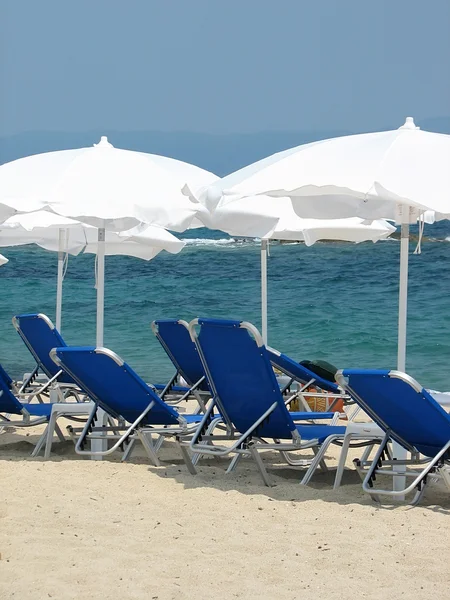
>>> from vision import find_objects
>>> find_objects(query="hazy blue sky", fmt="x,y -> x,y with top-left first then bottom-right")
1,0 -> 449,135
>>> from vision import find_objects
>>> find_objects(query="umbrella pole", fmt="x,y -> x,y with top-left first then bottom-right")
393,214 -> 410,497
55,228 -> 65,332
261,239 -> 268,345
93,226 -> 107,459
397,220 -> 409,372
96,227 -> 105,347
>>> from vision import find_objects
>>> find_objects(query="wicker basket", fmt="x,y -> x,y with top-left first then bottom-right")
289,391 -> 344,413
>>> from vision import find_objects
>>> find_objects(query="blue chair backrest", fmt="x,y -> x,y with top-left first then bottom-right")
341,369 -> 450,457
267,348 -> 340,393
51,346 -> 181,426
0,363 -> 13,390
153,320 -> 209,391
0,371 -> 23,415
193,318 -> 296,439
13,313 -> 75,384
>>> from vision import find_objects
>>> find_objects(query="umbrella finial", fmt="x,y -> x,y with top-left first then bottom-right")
399,117 -> 420,130
94,136 -> 114,148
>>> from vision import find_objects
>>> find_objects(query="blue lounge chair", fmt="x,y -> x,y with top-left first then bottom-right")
0,363 -> 14,391
188,318 -> 347,486
152,318 -> 336,425
12,313 -> 81,400
151,319 -> 210,408
0,369 -> 51,430
0,369 -> 94,457
50,346 -> 220,471
335,369 -> 450,504
0,359 -> 58,400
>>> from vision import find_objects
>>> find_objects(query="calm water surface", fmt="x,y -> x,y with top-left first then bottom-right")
0,224 -> 449,390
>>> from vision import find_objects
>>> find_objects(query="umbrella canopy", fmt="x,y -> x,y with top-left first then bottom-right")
271,214 -> 395,245
193,190 -> 281,237
197,118 -> 450,221
0,194 -> 48,225
0,210 -> 184,331
0,210 -> 184,257
0,136 -> 210,232
202,194 -> 395,243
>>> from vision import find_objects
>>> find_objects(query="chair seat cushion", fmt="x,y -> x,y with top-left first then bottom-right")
291,411 -> 334,420
21,403 -> 52,418
183,413 -> 207,424
295,424 -> 346,443
153,383 -> 190,393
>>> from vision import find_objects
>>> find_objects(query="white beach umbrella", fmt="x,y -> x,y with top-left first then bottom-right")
200,118 -> 450,221
0,253 -> 8,266
0,137 -> 214,346
0,210 -> 184,332
0,137 -> 207,232
195,118 -> 450,373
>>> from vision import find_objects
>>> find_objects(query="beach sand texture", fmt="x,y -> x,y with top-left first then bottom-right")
1,424 -> 449,600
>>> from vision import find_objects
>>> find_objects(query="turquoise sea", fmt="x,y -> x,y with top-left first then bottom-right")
1,224 -> 449,390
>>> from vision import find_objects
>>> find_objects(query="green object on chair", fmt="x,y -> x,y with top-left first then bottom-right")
299,359 -> 338,383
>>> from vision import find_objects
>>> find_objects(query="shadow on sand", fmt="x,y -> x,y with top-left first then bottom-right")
1,434 -> 449,514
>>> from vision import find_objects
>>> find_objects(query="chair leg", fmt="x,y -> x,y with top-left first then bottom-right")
248,444 -> 273,487
154,434 -> 165,452
410,483 -> 428,506
191,450 -> 202,466
226,452 -> 243,473
191,438 -> 214,466
43,412 -> 60,459
358,435 -> 390,503
333,433 -> 353,489
300,445 -> 325,485
31,426 -> 49,457
136,431 -> 161,467
176,438 -> 197,475
360,443 -> 376,464
121,438 -> 136,462
190,418 -> 221,466
54,423 -> 65,443
301,437 -> 340,485
313,446 -> 329,472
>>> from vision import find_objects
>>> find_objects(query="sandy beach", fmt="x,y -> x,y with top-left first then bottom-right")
1,3 -> 449,599
1,422 -> 449,600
